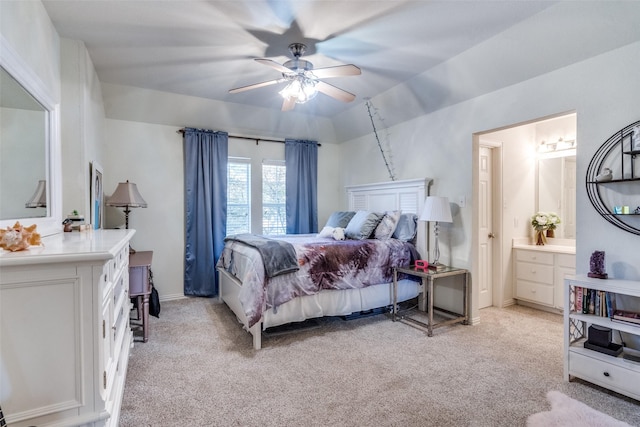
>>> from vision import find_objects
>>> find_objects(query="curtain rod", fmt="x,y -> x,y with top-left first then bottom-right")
176,128 -> 321,146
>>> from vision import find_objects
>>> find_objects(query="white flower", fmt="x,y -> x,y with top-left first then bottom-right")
531,212 -> 561,230
535,215 -> 548,225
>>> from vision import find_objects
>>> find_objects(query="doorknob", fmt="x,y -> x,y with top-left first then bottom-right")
488,232 -> 496,238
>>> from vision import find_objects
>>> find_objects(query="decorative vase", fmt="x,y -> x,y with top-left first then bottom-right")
546,228 -> 555,238
535,229 -> 547,246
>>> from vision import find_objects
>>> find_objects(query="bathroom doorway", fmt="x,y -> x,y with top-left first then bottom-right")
472,112 -> 577,310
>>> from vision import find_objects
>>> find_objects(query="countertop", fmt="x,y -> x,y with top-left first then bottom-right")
512,237 -> 576,254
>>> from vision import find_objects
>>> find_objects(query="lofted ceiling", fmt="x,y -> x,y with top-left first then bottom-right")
42,1 -> 640,122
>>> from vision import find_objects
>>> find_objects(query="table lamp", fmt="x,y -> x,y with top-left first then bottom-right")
419,196 -> 452,271
106,180 -> 147,229
25,180 -> 47,208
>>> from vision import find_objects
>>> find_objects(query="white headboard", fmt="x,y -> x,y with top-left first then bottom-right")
345,178 -> 433,258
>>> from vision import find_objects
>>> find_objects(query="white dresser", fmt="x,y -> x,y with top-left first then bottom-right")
513,242 -> 575,311
0,229 -> 134,427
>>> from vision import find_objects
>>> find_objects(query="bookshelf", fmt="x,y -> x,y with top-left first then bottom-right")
564,275 -> 640,400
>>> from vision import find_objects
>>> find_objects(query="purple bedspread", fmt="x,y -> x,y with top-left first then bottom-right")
217,234 -> 420,327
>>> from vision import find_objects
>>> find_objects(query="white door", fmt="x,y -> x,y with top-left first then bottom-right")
478,146 -> 494,309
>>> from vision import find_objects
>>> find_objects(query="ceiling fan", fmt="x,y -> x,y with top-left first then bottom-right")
229,43 -> 361,111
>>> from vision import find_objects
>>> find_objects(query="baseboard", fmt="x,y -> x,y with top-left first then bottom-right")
502,298 -> 516,307
515,299 -> 562,315
158,293 -> 188,302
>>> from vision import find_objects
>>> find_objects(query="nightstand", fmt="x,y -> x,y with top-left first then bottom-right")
129,251 -> 153,342
393,265 -> 469,336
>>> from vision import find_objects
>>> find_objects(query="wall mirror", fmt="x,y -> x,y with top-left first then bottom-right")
0,38 -> 61,236
537,153 -> 576,239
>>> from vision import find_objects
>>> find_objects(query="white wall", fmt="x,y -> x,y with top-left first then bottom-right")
60,38 -> 107,219
0,1 -> 60,103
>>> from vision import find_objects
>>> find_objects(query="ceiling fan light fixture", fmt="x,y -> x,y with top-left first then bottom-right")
279,76 -> 318,104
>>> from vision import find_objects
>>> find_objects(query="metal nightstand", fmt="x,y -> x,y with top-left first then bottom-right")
393,265 -> 470,336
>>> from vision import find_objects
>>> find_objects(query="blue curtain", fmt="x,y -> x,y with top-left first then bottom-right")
285,138 -> 318,234
183,128 -> 228,297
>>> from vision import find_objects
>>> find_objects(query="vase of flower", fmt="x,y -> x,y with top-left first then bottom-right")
531,212 -> 561,246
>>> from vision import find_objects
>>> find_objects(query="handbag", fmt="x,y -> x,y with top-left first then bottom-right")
149,269 -> 160,318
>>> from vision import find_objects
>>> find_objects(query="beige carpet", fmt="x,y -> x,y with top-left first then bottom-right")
120,298 -> 640,426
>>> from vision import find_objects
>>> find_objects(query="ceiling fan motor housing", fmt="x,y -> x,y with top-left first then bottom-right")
283,59 -> 313,74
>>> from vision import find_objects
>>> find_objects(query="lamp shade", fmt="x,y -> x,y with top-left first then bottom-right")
420,196 -> 452,223
25,180 -> 47,208
106,180 -> 147,208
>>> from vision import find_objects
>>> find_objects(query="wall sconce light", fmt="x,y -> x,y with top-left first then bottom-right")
25,180 -> 47,208
539,137 -> 576,154
106,180 -> 147,229
419,196 -> 453,271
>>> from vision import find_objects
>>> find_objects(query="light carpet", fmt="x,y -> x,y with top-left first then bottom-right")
120,298 -> 640,426
527,390 -> 633,427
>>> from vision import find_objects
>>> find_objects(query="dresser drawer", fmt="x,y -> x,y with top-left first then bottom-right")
569,350 -> 640,399
516,280 -> 554,305
515,249 -> 554,265
557,253 -> 575,268
516,261 -> 554,284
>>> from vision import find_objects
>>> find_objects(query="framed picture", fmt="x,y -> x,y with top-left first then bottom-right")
91,161 -> 104,229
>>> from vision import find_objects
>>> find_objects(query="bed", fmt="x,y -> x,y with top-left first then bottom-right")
217,178 -> 432,349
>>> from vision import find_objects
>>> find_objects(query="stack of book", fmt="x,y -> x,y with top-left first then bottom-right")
612,310 -> 640,327
573,286 -> 613,317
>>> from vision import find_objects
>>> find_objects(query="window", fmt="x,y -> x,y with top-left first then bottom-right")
226,158 -> 286,236
227,159 -> 250,235
262,161 -> 286,235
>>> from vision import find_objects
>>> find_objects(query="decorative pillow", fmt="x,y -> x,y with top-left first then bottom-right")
325,211 -> 356,228
317,226 -> 335,238
332,227 -> 345,241
374,210 -> 402,240
344,211 -> 383,240
392,213 -> 418,242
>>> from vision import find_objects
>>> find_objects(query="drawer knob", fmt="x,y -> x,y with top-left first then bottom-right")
603,372 -> 610,377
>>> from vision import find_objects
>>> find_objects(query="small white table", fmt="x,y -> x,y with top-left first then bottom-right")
393,265 -> 470,336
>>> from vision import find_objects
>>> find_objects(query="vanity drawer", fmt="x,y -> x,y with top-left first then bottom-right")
515,250 -> 554,265
557,253 -> 575,268
516,280 -> 554,305
516,261 -> 554,284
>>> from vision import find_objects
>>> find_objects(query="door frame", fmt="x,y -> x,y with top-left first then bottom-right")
472,136 -> 504,316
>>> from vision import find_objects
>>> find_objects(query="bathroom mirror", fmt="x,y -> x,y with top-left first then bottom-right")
537,153 -> 576,239
0,39 -> 61,236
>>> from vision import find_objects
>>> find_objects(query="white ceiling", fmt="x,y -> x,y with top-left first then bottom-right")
42,1 -> 640,121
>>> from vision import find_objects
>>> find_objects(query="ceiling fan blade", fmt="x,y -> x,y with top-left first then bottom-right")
229,78 -> 284,94
282,96 -> 296,111
255,58 -> 293,74
315,81 -> 356,103
311,64 -> 361,79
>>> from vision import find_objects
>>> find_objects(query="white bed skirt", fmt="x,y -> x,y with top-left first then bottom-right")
263,279 -> 420,328
218,268 -> 420,349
